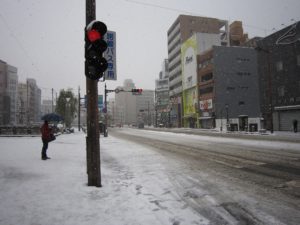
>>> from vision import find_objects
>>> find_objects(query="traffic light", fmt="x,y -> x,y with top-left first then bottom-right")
131,88 -> 143,95
85,20 -> 108,80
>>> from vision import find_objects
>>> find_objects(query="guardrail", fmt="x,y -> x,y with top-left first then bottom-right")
0,126 -> 40,135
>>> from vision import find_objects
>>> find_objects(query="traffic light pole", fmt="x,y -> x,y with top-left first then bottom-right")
104,84 -> 117,134
86,0 -> 101,187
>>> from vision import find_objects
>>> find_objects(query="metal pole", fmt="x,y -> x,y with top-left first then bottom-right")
104,83 -> 108,137
86,0 -> 101,187
267,52 -> 274,133
78,86 -> 81,131
147,101 -> 150,126
51,88 -> 54,113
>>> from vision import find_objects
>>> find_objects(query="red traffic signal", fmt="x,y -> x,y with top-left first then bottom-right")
85,20 -> 108,80
87,29 -> 101,42
131,88 -> 143,95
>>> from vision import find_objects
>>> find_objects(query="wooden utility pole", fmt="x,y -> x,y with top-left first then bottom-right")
86,0 -> 101,187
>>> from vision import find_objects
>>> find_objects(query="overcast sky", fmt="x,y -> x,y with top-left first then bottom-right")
1,0 -> 300,100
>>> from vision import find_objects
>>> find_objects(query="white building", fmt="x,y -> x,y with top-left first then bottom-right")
0,60 -> 18,125
114,79 -> 155,126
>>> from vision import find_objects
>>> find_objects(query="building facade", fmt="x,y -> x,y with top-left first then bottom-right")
181,32 -> 221,128
0,60 -> 18,125
198,46 -> 261,131
257,21 -> 300,131
167,15 -> 229,127
114,79 -> 155,126
155,59 -> 170,127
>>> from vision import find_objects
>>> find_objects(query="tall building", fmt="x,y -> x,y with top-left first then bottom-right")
180,43 -> 262,131
17,78 -> 41,125
155,59 -> 170,127
167,15 -> 229,127
181,32 -> 222,128
256,21 -> 300,131
0,60 -> 18,125
215,46 -> 261,131
17,83 -> 27,124
114,79 -> 154,126
41,100 -> 53,115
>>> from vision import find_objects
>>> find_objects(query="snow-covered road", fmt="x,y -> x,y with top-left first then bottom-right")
1,129 -> 300,225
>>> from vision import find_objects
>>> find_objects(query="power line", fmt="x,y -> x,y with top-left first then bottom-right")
124,0 -> 271,34
124,0 -> 200,15
0,12 -> 42,76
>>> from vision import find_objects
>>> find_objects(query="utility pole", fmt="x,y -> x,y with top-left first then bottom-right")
51,88 -> 54,113
86,0 -> 101,187
78,86 -> 81,131
104,83 -> 108,137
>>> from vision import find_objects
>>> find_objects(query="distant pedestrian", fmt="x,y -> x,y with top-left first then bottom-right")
293,119 -> 298,133
40,120 -> 53,160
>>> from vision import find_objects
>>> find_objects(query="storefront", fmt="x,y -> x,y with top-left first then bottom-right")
274,105 -> 300,131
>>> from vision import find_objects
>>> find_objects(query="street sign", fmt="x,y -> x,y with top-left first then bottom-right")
98,95 -> 103,110
104,31 -> 117,80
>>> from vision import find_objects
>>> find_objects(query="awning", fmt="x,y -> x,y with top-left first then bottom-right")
198,117 -> 213,120
274,105 -> 300,111
183,113 -> 197,118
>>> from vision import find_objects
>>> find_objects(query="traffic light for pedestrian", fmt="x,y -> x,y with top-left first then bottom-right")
85,20 -> 108,80
131,88 -> 143,95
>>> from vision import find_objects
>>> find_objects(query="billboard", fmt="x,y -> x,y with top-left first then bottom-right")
181,35 -> 197,91
183,87 -> 197,116
199,99 -> 213,111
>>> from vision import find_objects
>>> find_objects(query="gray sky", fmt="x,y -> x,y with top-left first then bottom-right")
1,0 -> 300,99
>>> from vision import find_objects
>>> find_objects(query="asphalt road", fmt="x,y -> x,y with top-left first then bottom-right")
109,127 -> 300,225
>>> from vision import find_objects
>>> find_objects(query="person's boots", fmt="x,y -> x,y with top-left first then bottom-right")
41,152 -> 48,160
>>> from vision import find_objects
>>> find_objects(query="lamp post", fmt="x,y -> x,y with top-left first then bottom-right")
65,97 -> 71,128
225,104 -> 229,131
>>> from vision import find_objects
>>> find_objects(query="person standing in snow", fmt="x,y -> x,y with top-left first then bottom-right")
293,119 -> 298,133
40,120 -> 52,160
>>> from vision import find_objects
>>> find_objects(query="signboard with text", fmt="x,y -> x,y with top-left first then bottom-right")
98,95 -> 103,111
199,99 -> 213,111
104,31 -> 117,80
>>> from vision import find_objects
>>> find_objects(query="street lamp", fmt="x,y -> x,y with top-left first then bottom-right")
225,104 -> 229,131
65,97 -> 71,128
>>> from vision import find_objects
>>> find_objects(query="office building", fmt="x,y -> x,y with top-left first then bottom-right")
167,15 -> 229,127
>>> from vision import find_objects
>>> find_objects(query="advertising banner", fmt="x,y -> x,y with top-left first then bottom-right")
183,87 -> 197,115
181,35 -> 197,91
199,99 -> 213,111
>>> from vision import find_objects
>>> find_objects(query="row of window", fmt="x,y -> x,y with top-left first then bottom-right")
236,57 -> 250,62
198,59 -> 213,69
276,55 -> 300,71
226,86 -> 249,91
199,85 -> 251,95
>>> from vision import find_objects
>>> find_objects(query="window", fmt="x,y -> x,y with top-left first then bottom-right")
236,57 -> 250,62
226,86 -> 235,91
199,86 -> 213,95
201,73 -> 213,82
276,61 -> 283,71
237,72 -> 251,76
238,101 -> 245,106
278,86 -> 285,97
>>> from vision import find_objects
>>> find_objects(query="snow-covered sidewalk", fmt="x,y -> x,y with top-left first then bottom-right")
0,131 -> 208,225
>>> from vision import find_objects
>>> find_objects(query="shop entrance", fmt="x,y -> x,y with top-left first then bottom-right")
239,116 -> 248,131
